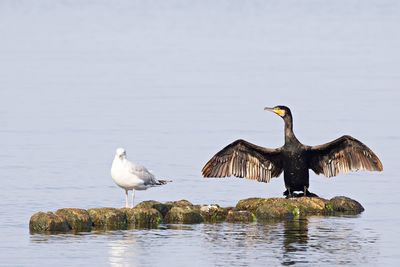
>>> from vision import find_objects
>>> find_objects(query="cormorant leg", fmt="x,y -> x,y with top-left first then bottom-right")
284,188 -> 293,198
125,189 -> 129,208
131,190 -> 136,208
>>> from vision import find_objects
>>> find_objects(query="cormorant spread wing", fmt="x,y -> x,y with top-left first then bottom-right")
308,135 -> 383,178
202,139 -> 283,183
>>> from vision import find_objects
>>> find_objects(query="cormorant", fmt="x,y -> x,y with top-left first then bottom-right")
201,106 -> 383,197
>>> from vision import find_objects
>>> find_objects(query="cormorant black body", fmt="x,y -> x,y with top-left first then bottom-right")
202,106 -> 383,198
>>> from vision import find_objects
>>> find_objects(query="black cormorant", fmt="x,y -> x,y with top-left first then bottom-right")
202,106 -> 383,197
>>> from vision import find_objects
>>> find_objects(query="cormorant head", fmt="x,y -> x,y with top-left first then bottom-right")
115,148 -> 127,159
264,105 -> 292,119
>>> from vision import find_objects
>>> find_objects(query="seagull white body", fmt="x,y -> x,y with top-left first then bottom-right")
111,148 -> 169,208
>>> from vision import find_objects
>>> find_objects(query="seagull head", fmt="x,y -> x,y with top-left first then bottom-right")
115,148 -> 127,160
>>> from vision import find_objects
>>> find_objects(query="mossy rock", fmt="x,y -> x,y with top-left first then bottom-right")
165,199 -> 194,208
327,196 -> 364,214
29,212 -> 70,233
87,208 -> 127,230
135,200 -> 172,217
255,202 -> 297,220
55,208 -> 92,232
199,205 -> 230,223
123,207 -> 163,228
289,197 -> 328,215
236,198 -> 272,213
164,206 -> 203,224
226,210 -> 256,223
29,196 -> 365,235
254,197 -> 331,220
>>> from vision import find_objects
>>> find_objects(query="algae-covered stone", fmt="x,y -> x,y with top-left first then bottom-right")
55,208 -> 92,232
200,205 -> 229,223
255,202 -> 296,220
327,196 -> 364,214
296,197 -> 327,212
236,198 -> 271,213
164,206 -> 203,224
226,210 -> 256,223
29,212 -> 70,233
88,208 -> 127,230
135,201 -> 172,217
123,207 -> 163,228
253,197 -> 328,221
165,199 -> 194,208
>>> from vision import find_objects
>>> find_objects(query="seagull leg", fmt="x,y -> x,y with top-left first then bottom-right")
304,186 -> 307,197
125,189 -> 129,208
131,190 -> 135,208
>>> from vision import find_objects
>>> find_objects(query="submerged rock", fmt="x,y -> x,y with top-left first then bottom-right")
237,196 -> 363,221
163,199 -> 204,224
29,212 -> 70,233
199,204 -> 230,223
123,207 -> 163,228
135,200 -> 172,217
164,206 -> 204,224
226,210 -> 256,223
29,196 -> 364,234
165,199 -> 194,208
87,208 -> 127,230
326,196 -> 365,214
55,208 -> 92,232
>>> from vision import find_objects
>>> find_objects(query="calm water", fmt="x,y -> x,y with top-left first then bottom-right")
1,0 -> 399,266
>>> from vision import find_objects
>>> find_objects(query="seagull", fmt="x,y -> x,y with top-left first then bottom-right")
111,148 -> 170,208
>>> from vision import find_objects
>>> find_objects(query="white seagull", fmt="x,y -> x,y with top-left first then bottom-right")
111,148 -> 170,208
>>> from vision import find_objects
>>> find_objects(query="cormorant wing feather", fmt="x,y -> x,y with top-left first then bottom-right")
202,139 -> 283,183
308,135 -> 383,177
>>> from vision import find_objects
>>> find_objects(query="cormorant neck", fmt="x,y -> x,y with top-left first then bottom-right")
283,115 -> 298,144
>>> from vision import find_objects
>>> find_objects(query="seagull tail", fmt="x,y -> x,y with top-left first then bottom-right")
156,179 -> 172,185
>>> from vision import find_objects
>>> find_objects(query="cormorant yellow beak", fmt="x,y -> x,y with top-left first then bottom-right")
264,107 -> 286,117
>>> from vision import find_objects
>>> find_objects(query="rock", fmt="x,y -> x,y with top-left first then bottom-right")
294,197 -> 328,214
87,208 -> 127,230
55,208 -> 92,232
236,198 -> 272,213
199,204 -> 230,223
135,200 -> 172,217
255,200 -> 299,220
165,199 -> 194,208
123,207 -> 163,228
327,196 -> 365,214
226,210 -> 256,223
164,206 -> 204,224
29,196 -> 365,234
29,212 -> 70,233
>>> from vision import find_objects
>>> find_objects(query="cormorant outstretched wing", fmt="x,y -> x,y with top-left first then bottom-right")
308,135 -> 383,177
202,139 -> 283,183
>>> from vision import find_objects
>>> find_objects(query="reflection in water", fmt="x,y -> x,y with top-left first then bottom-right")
199,216 -> 378,266
108,232 -> 139,267
282,218 -> 309,266
29,217 -> 379,266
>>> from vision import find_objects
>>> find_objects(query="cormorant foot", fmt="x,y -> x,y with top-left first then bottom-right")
284,190 -> 318,198
303,190 -> 318,197
283,190 -> 294,198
